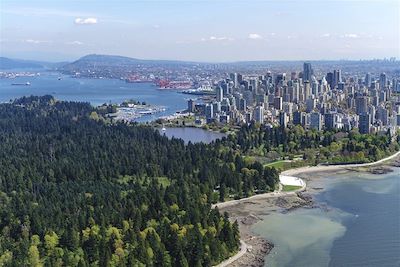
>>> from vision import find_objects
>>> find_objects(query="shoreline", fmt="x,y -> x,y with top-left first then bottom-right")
215,150 -> 400,267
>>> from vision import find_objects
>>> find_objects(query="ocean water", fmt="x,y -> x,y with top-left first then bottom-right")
253,170 -> 400,267
0,71 -> 189,121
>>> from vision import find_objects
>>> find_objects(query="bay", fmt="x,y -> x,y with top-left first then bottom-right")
0,70 -> 189,121
252,170 -> 400,267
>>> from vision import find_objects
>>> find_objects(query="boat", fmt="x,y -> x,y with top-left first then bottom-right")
161,125 -> 166,131
11,82 -> 31,86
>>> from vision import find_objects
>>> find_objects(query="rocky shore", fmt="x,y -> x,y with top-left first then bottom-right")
219,151 -> 400,266
219,191 -> 314,266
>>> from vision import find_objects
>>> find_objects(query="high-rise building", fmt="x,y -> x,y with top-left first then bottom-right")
365,73 -> 371,87
304,81 -> 311,99
326,72 -> 334,89
310,112 -> 322,131
279,111 -> 288,128
293,111 -> 306,126
274,96 -> 283,110
254,106 -> 264,124
306,98 -> 316,113
216,86 -> 223,102
379,73 -> 387,89
303,62 -> 313,82
355,96 -> 368,115
324,112 -> 336,130
205,104 -> 214,120
187,99 -> 195,113
359,113 -> 371,134
239,98 -> 247,111
377,106 -> 389,125
333,69 -> 342,89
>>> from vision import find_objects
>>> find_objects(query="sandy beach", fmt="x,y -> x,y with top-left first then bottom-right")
215,151 -> 400,267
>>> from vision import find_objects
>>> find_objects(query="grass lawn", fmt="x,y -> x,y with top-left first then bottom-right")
282,184 -> 302,192
264,160 -> 287,169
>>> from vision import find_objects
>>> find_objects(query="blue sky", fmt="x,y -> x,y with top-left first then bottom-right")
0,0 -> 399,61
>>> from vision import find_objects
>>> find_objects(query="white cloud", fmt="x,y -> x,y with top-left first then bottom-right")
74,17 -> 98,25
321,33 -> 331,38
66,41 -> 83,45
248,33 -> 262,40
343,33 -> 359,38
25,39 -> 51,44
153,24 -> 160,29
202,36 -> 234,41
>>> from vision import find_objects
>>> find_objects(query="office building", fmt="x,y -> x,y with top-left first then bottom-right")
254,106 -> 264,124
303,62 -> 312,82
187,99 -> 195,113
310,112 -> 323,131
359,113 -> 371,134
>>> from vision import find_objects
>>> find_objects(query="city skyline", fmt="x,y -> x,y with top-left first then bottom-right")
1,0 -> 399,62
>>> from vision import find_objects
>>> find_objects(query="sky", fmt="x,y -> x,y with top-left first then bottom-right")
0,0 -> 399,62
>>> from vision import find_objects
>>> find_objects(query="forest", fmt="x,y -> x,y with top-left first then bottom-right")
226,123 -> 400,166
0,96 -> 279,266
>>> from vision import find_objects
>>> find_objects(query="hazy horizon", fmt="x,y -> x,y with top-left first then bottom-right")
1,0 -> 399,62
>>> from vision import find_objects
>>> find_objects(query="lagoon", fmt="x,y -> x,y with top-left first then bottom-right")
158,127 -> 226,144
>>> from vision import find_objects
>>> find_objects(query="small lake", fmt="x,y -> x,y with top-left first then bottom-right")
157,127 -> 226,144
253,170 -> 400,267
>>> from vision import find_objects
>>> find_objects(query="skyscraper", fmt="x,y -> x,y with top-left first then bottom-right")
355,96 -> 368,115
359,113 -> 371,134
324,112 -> 336,130
274,96 -> 283,110
216,86 -> 223,102
326,72 -> 334,89
310,112 -> 322,131
333,69 -> 342,89
279,111 -> 288,128
303,62 -> 312,82
379,73 -> 387,89
187,99 -> 195,113
254,106 -> 264,124
205,104 -> 214,120
365,73 -> 371,87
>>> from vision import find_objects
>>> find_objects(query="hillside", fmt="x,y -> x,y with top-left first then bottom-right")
0,57 -> 45,69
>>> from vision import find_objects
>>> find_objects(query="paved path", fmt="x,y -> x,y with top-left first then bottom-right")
282,150 -> 400,176
214,240 -> 247,267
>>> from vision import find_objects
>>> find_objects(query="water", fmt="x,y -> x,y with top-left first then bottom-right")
253,170 -> 400,267
0,71 -> 189,121
158,127 -> 226,144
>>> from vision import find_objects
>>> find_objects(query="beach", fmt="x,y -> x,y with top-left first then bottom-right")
215,151 -> 400,267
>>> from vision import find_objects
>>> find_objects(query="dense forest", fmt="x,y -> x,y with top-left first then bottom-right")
0,96 -> 279,266
226,123 -> 400,165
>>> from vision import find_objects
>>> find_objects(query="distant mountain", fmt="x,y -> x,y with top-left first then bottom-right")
62,54 -> 199,71
0,57 -> 45,69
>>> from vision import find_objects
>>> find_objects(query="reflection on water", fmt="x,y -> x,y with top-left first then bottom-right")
157,127 -> 226,144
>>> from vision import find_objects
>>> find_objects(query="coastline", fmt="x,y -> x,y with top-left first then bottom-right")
215,151 -> 400,267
